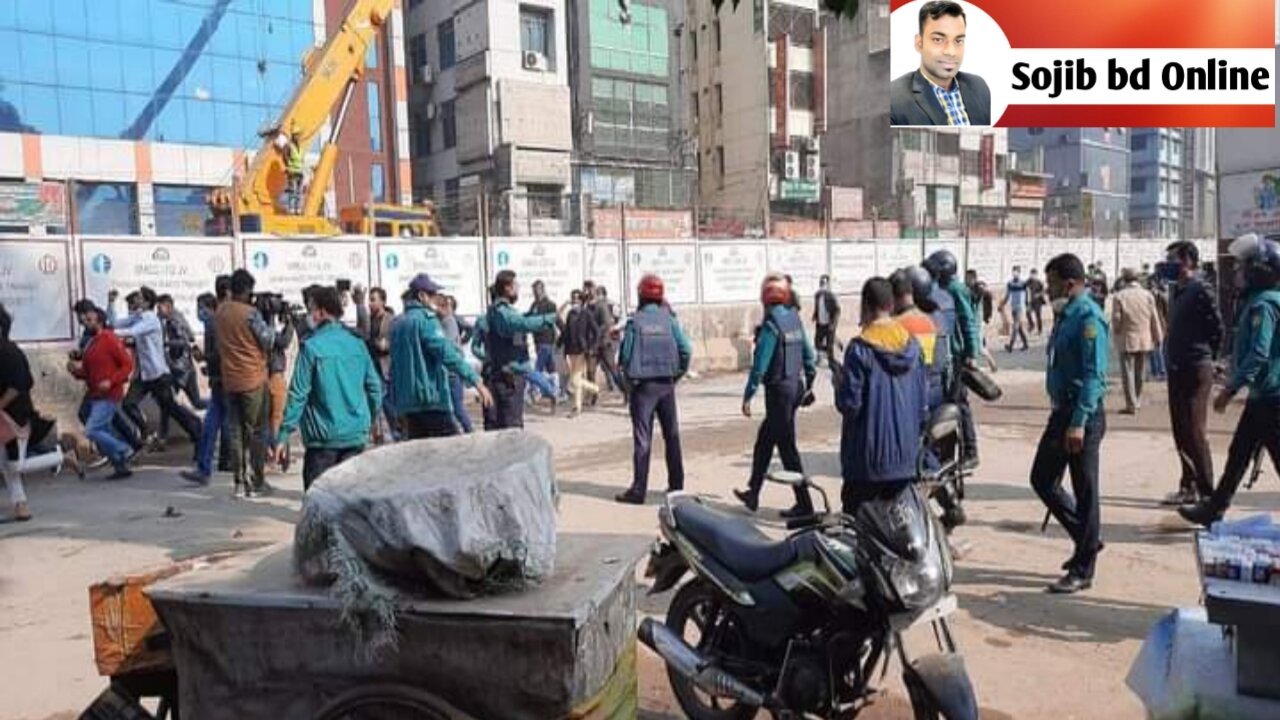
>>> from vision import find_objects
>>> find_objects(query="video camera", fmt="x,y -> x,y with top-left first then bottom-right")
253,292 -> 304,324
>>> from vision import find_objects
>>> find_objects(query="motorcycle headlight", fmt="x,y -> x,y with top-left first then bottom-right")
887,541 -> 945,609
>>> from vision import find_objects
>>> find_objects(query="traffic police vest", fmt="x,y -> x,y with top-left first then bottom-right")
484,303 -> 528,372
764,308 -> 806,385
929,286 -> 956,374
627,309 -> 680,380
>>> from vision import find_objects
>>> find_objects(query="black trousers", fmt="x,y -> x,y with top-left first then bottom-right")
404,410 -> 460,440
302,446 -> 362,490
160,368 -> 207,438
126,377 -> 203,443
1167,364 -> 1215,498
589,344 -> 626,396
1029,304 -> 1045,335
1030,407 -> 1106,579
627,380 -> 684,494
483,373 -> 527,430
948,365 -> 978,459
814,324 -> 835,357
747,380 -> 812,510
1208,398 -> 1280,511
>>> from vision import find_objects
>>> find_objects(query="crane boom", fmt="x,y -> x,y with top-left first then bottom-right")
211,0 -> 394,235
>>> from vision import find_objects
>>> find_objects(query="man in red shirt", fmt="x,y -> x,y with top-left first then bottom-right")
69,306 -> 135,479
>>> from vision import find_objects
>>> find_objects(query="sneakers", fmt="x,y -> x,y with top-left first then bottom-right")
180,469 -> 211,486
1047,573 -> 1092,594
1178,501 -> 1224,528
86,455 -> 110,471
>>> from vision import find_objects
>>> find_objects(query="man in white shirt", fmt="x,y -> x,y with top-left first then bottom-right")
114,287 -> 203,447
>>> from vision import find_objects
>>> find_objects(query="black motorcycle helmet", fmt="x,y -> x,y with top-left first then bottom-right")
922,250 -> 959,284
1230,234 -> 1280,290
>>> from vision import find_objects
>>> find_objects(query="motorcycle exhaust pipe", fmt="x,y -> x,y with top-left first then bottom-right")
638,618 -> 765,707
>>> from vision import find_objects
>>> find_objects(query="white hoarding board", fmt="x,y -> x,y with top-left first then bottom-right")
488,238 -> 584,308
876,240 -> 921,276
0,239 -> 74,342
1196,239 -> 1219,264
81,238 -> 235,330
1092,240 -> 1118,278
699,242 -> 768,304
627,242 -> 698,306
829,242 -> 877,295
584,241 -> 624,308
766,241 -> 828,300
242,238 -> 372,306
1003,240 -> 1038,280
377,239 -> 485,317
965,239 -> 1004,284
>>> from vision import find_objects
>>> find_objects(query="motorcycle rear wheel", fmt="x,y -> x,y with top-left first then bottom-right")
665,580 -> 758,720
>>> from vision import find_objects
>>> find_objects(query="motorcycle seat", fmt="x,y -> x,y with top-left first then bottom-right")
673,502 -> 798,582
926,404 -> 962,443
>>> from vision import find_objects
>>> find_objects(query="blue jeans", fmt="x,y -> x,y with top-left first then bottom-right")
449,374 -> 473,434
196,390 -> 226,477
382,376 -> 402,441
85,400 -> 132,469
1149,341 -> 1167,379
524,367 -> 558,400
535,344 -> 561,397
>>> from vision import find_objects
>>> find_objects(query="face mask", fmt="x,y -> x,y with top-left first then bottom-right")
1051,297 -> 1069,316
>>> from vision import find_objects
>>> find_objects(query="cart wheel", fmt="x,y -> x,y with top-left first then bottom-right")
312,685 -> 466,720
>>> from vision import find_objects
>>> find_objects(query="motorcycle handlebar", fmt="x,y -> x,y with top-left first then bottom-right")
785,514 -> 824,531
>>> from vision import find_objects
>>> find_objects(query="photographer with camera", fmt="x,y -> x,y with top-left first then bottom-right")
115,287 -> 202,451
256,292 -> 297,469
214,270 -> 277,498
156,294 -> 206,435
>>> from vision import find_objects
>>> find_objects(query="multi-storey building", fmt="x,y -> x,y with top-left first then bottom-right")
0,0 -> 410,235
1129,128 -> 1184,238
1009,127 -> 1131,237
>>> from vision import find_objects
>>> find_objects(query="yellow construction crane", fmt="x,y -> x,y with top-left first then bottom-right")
208,0 -> 437,237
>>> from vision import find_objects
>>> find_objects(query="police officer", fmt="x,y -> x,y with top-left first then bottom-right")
614,275 -> 693,505
1180,235 -> 1280,527
734,277 -> 817,518
923,250 -> 982,469
1031,254 -> 1109,594
482,270 -> 558,430
891,266 -> 944,410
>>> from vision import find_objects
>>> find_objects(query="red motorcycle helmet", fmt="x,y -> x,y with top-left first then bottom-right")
638,274 -> 665,303
761,278 -> 791,306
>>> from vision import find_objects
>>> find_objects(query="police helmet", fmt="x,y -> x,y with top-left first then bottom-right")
923,250 -> 959,283
1230,233 -> 1280,289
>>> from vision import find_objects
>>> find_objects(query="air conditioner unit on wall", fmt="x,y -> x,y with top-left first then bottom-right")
784,151 -> 800,180
418,63 -> 434,84
523,51 -> 548,71
804,155 -> 819,180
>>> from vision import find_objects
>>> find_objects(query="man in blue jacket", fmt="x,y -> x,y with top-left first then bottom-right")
483,270 -> 558,430
1032,254 -> 1110,594
734,277 -> 817,518
391,273 -> 492,439
614,274 -> 693,505
1180,235 -> 1280,526
837,278 -> 930,513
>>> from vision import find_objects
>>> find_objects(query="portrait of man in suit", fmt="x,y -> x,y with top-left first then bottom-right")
890,1 -> 992,126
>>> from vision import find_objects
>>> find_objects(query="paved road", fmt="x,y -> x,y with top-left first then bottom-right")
2,346 -> 1269,719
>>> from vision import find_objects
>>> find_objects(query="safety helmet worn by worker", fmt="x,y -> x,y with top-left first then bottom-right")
637,274 -> 665,303
923,250 -> 959,284
761,278 -> 791,306
1230,233 -> 1280,290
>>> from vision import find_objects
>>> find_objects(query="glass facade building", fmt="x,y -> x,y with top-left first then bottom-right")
0,0 -> 316,146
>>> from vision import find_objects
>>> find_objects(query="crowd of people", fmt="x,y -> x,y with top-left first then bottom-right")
3,237 -> 1279,598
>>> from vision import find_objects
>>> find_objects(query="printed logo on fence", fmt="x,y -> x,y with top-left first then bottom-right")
207,255 -> 228,274
348,251 -> 364,270
152,248 -> 171,262
253,251 -> 269,270
38,254 -> 58,275
889,0 -> 1276,128
385,252 -> 400,269
91,254 -> 111,274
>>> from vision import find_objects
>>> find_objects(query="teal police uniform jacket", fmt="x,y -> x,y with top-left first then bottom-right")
744,304 -> 817,402
1227,289 -> 1280,401
483,299 -> 556,376
1047,292 -> 1110,428
390,300 -> 479,416
946,277 -> 982,362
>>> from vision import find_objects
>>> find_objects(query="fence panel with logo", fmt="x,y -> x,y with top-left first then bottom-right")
828,241 -> 877,296
699,242 -> 768,304
626,241 -> 699,306
766,241 -> 828,300
488,237 -> 585,308
80,236 -> 235,330
584,241 -> 624,308
0,236 -> 75,342
875,239 -> 923,277
965,239 -> 1005,286
376,238 -> 486,316
240,237 -> 372,306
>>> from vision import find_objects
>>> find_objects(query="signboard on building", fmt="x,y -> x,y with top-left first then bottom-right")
767,241 -> 828,299
0,239 -> 74,342
1219,170 -> 1280,239
81,238 -> 235,331
627,242 -> 698,306
780,179 -> 819,203
980,134 -> 995,191
828,242 -> 876,295
0,182 -> 67,228
488,238 -> 584,308
591,207 -> 694,239
827,187 -> 864,221
700,242 -> 768,304
242,238 -> 371,307
584,242 -> 624,308
377,239 -> 485,317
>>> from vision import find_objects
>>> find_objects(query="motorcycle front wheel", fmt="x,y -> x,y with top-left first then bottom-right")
665,579 -> 758,720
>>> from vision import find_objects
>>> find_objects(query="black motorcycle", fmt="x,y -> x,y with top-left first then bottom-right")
639,464 -> 978,719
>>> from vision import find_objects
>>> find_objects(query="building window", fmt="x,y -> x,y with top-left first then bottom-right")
371,163 -> 386,203
1132,133 -> 1148,152
413,110 -> 432,156
409,33 -> 429,82
715,83 -> 723,125
1100,164 -> 1111,191
713,20 -> 722,56
366,37 -> 379,69
937,133 -> 959,156
521,7 -> 552,58
438,18 -> 456,69
716,146 -> 725,189
960,150 -> 979,177
1132,177 -> 1148,194
75,181 -> 138,235
154,184 -> 212,236
368,83 -> 383,152
691,92 -> 699,122
691,30 -> 698,62
408,0 -> 425,9
442,99 -> 457,149
789,71 -> 814,110
527,184 -> 563,219
592,77 -> 670,153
